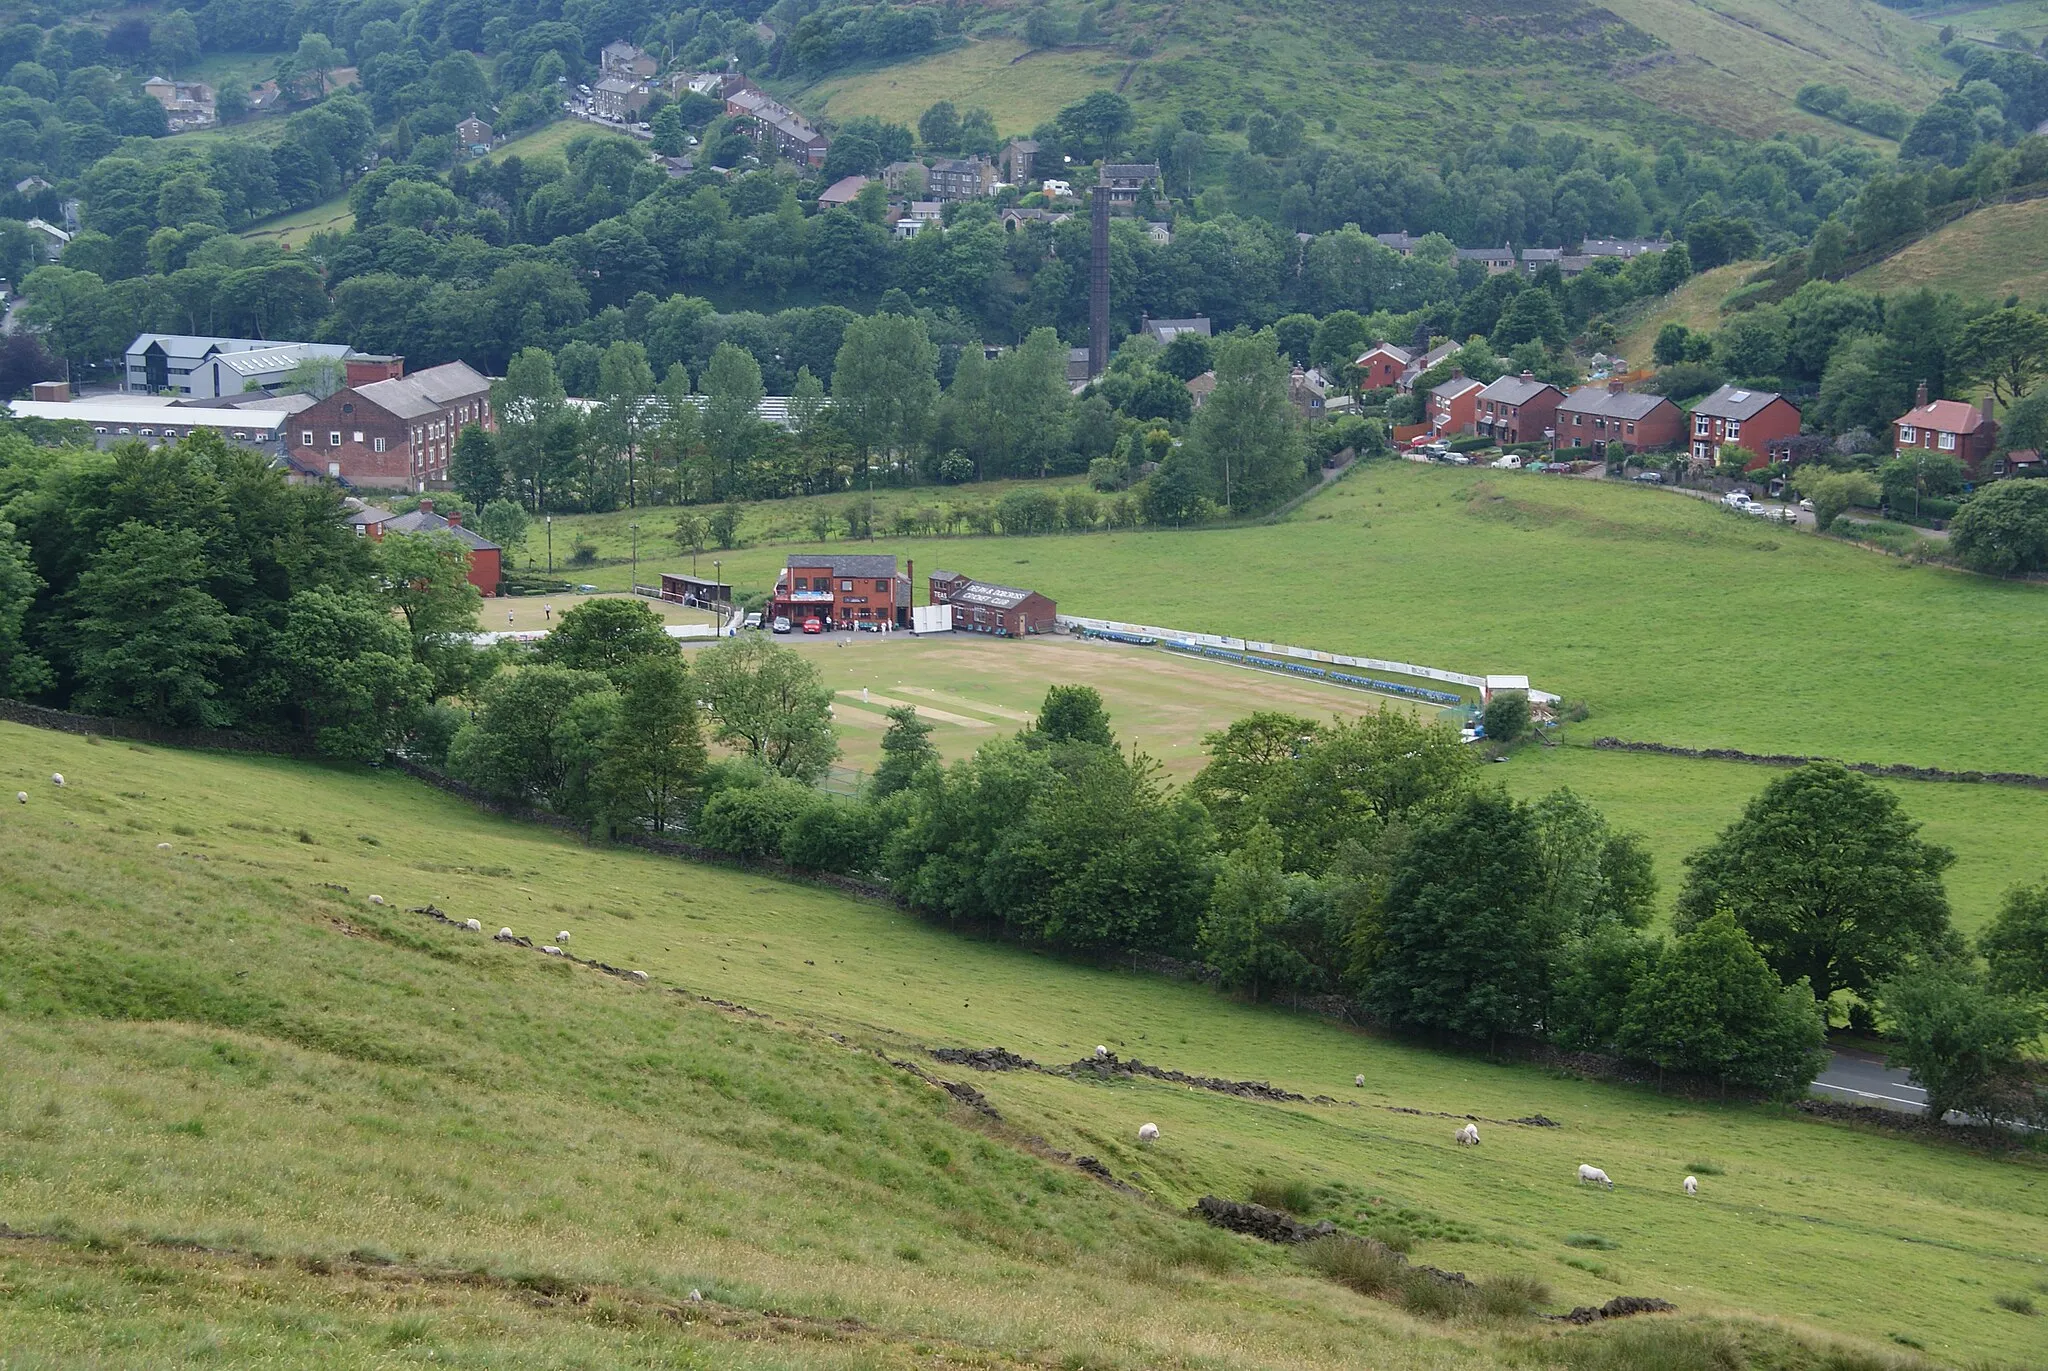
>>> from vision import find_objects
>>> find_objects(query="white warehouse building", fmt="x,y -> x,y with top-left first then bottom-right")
123,334 -> 353,398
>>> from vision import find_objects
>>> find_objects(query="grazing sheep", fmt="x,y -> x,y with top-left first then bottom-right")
1577,1164 -> 1613,1189
156,842 -> 171,849
1094,1045 -> 1109,1060
1684,1175 -> 1698,1196
687,1289 -> 702,1303
367,894 -> 386,906
464,918 -> 482,932
1137,1122 -> 1159,1142
542,945 -> 564,956
556,931 -> 571,943
629,970 -> 649,983
1354,1073 -> 1364,1087
496,927 -> 515,940
49,773 -> 63,787
1455,1123 -> 1480,1146
15,792 -> 25,804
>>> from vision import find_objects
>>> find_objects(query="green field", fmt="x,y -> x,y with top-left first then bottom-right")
1613,260 -> 1763,368
781,37 -> 1123,133
238,196 -> 354,247
481,118 -> 640,166
559,462 -> 2048,777
3,720 -> 2043,1367
1920,2 -> 2048,46
1850,197 -> 2048,304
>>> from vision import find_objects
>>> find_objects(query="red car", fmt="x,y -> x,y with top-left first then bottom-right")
802,617 -> 824,634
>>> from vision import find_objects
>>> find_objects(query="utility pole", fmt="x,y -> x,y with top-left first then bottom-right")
545,515 -> 553,573
631,521 -> 639,591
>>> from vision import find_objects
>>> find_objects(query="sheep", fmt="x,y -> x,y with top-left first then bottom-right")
1137,1122 -> 1160,1143
1455,1123 -> 1480,1146
15,792 -> 25,804
463,918 -> 482,932
629,970 -> 649,983
1354,1073 -> 1364,1087
1684,1175 -> 1699,1196
556,931 -> 571,944
49,773 -> 63,787
156,842 -> 171,849
367,894 -> 386,907
1577,1164 -> 1613,1189
496,927 -> 515,940
1094,1045 -> 1109,1060
542,945 -> 566,956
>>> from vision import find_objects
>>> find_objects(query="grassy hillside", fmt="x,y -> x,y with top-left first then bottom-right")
1613,260 -> 1763,365
554,463 -> 2048,776
1850,196 -> 2048,303
778,0 -> 1947,154
3,721 -> 2045,1367
238,195 -> 354,247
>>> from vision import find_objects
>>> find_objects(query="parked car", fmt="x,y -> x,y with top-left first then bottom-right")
772,616 -> 792,634
1630,470 -> 1663,484
802,617 -> 824,634
1491,454 -> 1523,470
744,611 -> 763,629
1443,453 -> 1471,465
1721,491 -> 1754,509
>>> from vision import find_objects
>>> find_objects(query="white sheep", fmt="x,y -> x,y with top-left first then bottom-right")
15,792 -> 25,804
1577,1164 -> 1613,1189
1455,1123 -> 1480,1146
464,918 -> 482,932
1137,1122 -> 1159,1142
496,927 -> 515,940
629,970 -> 649,983
49,773 -> 63,787
1683,1175 -> 1698,1196
556,931 -> 571,944
367,894 -> 386,907
156,842 -> 171,849
1094,1045 -> 1109,1060
542,944 -> 564,956
1354,1073 -> 1364,1087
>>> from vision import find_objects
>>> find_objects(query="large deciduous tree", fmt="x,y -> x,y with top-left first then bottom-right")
1185,328 -> 1306,514
535,597 -> 679,679
692,635 -> 838,782
1950,479 -> 2048,577
68,520 -> 241,727
1675,763 -> 1954,1003
375,530 -> 483,699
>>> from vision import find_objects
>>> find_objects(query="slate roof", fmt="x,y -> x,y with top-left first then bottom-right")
786,553 -> 899,577
1430,376 -> 1482,400
354,362 -> 491,420
1692,385 -> 1788,422
383,508 -> 499,551
1556,386 -> 1672,421
1477,375 -> 1559,406
950,580 -> 1037,610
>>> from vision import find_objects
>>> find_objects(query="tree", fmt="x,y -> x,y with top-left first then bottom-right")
597,340 -> 657,507
594,654 -> 706,833
477,498 -> 529,561
283,355 -> 347,399
702,341 -> 764,492
261,587 -> 432,759
446,665 -> 615,808
492,348 -> 572,511
872,704 -> 939,796
1035,684 -> 1114,747
1481,691 -> 1529,744
1981,883 -> 2048,999
536,597 -> 679,678
376,530 -> 483,699
1949,477 -> 2048,576
1491,288 -> 1566,349
0,521 -> 51,697
1878,967 -> 2044,1124
67,521 -> 241,727
1199,823 -> 1308,1000
1360,789 -> 1551,1044
707,503 -> 744,549
1186,329 -> 1306,513
1160,331 -> 1214,382
693,635 -> 838,781
650,105 -> 686,156
450,425 -> 503,509
1616,912 -> 1829,1096
1953,307 -> 2048,408
832,313 -> 939,473
1792,468 -> 1880,532
1653,323 -> 1692,367
1057,90 -> 1132,159
292,32 -> 342,95
918,100 -> 961,151
1675,763 -> 1955,1003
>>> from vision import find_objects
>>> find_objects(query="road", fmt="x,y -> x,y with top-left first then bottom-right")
1813,1048 -> 1929,1113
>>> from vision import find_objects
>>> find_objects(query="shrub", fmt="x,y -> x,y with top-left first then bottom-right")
1394,1271 -> 1471,1318
1994,1292 -> 2036,1315
1564,1233 -> 1618,1250
1684,1161 -> 1725,1176
1247,1178 -> 1315,1214
1474,1272 -> 1550,1318
1549,1322 -> 1745,1371
693,772 -> 814,860
568,535 -> 599,567
1481,690 -> 1530,744
1300,1236 -> 1405,1297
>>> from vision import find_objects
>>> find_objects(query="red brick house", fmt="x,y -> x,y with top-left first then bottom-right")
1553,381 -> 1683,455
1892,383 -> 1998,473
1429,373 -> 1483,436
770,554 -> 910,629
927,571 -> 1056,636
344,498 -> 502,596
1354,342 -> 1413,392
288,358 -> 494,492
1688,385 -> 1801,471
1474,372 -> 1563,445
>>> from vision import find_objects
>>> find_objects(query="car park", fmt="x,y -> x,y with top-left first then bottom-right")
772,616 -> 791,633
802,617 -> 824,634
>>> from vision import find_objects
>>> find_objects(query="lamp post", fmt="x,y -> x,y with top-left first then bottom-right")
631,521 -> 639,592
713,559 -> 722,619
545,515 -> 553,573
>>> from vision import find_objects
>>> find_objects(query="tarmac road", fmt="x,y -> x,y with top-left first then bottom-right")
1813,1048 -> 1930,1113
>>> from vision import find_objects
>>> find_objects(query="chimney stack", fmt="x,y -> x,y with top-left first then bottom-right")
345,355 -> 405,386
1608,378 -> 1626,394
446,509 -> 462,528
1984,393 -> 1998,425
418,498 -> 434,516
1520,370 -> 1535,383
1450,366 -> 1464,380
1915,379 -> 1928,410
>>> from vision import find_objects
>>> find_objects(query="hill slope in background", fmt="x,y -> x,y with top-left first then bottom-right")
1850,194 -> 2048,302
3,721 -> 2045,1367
782,0 -> 1949,152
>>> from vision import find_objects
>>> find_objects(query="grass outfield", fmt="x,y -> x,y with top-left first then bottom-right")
571,463 -> 2048,776
2,721 -> 2042,1367
1850,197 -> 2048,305
482,591 -> 718,633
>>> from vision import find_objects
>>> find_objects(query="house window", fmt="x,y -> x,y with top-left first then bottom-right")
1625,423 -> 1635,436
794,577 -> 808,590
1694,416 -> 1710,437
840,580 -> 853,591
1939,431 -> 1957,451
1899,425 -> 1916,444
1724,420 -> 1741,440
301,431 -> 314,446
373,438 -> 386,452
1573,414 -> 1583,426
875,580 -> 889,591
329,431 -> 342,446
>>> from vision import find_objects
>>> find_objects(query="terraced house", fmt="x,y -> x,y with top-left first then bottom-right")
1689,385 -> 1801,470
1553,381 -> 1682,454
1474,372 -> 1563,445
